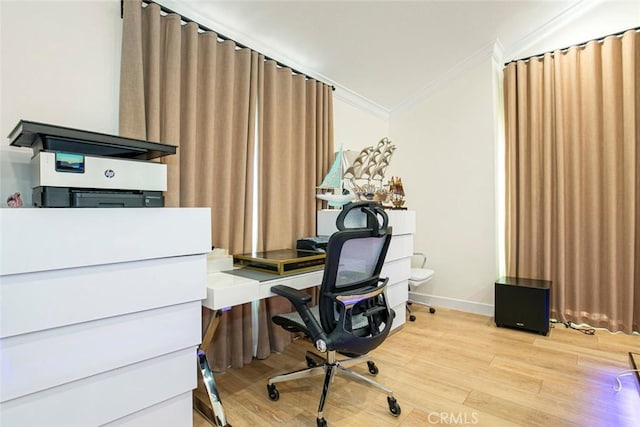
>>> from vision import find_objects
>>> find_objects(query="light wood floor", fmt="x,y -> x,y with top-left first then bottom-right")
193,305 -> 640,426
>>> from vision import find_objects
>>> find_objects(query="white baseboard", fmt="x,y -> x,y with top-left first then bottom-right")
408,291 -> 494,317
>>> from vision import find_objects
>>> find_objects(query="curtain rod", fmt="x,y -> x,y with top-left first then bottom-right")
120,0 -> 335,91
505,25 -> 640,65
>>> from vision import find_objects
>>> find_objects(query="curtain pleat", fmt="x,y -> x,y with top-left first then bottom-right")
119,0 -> 146,139
630,29 -> 640,329
257,60 -> 333,250
119,0 -> 256,371
256,60 -> 334,356
504,29 -> 639,333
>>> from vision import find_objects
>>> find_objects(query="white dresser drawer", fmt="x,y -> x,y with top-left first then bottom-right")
386,234 -> 413,262
381,257 -> 411,283
385,210 -> 416,235
1,254 -> 206,338
1,301 -> 201,402
104,392 -> 194,427
0,348 -> 196,427
391,303 -> 406,330
386,278 -> 409,308
0,208 -> 211,275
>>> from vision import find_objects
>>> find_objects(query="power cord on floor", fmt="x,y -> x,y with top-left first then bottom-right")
614,369 -> 640,392
550,319 -> 596,335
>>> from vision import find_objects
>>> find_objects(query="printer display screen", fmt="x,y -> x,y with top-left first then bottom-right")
55,152 -> 85,173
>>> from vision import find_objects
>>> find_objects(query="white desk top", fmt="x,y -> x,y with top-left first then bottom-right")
204,269 -> 324,311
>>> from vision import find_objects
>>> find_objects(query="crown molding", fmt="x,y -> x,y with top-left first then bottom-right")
390,40 -> 496,116
155,1 -> 329,82
389,0 -> 601,116
492,38 -> 505,64
332,85 -> 391,120
146,0 -> 603,122
153,0 -> 391,120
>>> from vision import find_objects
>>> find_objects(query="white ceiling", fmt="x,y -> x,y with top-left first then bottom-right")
162,0 -> 590,115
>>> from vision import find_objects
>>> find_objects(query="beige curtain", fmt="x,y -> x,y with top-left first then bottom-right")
255,59 -> 335,356
119,0 -> 257,370
504,29 -> 639,333
120,0 -> 335,366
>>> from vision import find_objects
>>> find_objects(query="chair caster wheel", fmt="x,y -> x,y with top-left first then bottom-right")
316,417 -> 327,427
409,314 -> 416,321
367,360 -> 379,375
429,307 -> 436,314
387,396 -> 401,416
267,384 -> 279,401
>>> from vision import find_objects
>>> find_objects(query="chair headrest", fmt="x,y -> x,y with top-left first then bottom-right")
335,201 -> 389,236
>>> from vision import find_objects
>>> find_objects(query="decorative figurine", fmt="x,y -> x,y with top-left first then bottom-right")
388,177 -> 406,209
6,192 -> 23,208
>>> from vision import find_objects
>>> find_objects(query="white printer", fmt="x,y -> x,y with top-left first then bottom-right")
9,120 -> 176,207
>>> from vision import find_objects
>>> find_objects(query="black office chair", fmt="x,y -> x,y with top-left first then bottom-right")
266,202 -> 401,427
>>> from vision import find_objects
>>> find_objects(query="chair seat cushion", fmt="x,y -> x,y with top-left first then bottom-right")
273,306 -> 318,335
410,268 -> 435,282
273,305 -> 370,337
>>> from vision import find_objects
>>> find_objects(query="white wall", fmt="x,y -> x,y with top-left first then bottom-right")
389,57 -> 497,315
0,0 -> 122,206
333,96 -> 389,153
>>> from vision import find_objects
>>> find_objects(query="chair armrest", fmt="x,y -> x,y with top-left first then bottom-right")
332,277 -> 388,307
271,285 -> 312,304
413,252 -> 427,268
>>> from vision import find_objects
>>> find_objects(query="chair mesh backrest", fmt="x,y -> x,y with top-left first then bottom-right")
318,203 -> 392,341
334,236 -> 387,289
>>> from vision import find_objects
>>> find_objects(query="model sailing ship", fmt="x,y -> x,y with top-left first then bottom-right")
316,145 -> 356,206
345,137 -> 396,201
316,138 -> 397,206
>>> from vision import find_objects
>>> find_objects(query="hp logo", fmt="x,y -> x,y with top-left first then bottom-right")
104,169 -> 115,178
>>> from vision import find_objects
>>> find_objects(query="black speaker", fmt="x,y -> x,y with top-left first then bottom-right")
495,276 -> 550,335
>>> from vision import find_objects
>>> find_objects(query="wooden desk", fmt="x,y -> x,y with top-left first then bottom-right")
196,267 -> 324,426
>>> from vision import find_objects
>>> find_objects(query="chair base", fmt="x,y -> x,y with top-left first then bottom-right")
406,301 -> 436,321
267,350 -> 400,424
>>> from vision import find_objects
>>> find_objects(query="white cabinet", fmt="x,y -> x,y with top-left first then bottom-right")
317,209 -> 415,331
0,208 -> 210,427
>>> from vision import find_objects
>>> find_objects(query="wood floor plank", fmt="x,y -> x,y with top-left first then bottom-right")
194,306 -> 640,426
463,389 -> 579,427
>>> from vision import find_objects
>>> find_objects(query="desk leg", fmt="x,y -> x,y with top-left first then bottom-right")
194,309 -> 230,427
